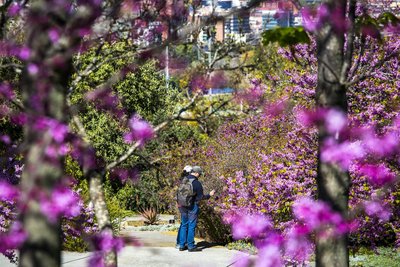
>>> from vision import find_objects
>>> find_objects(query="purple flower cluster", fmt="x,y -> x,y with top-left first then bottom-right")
123,115 -> 154,146
40,186 -> 82,223
88,231 -> 124,267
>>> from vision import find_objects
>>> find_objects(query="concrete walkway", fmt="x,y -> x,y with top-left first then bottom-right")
0,228 -> 250,267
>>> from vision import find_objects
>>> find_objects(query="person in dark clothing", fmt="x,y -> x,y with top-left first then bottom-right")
178,166 -> 215,252
175,165 -> 192,249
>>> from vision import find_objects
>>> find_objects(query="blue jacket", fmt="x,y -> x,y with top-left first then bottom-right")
187,174 -> 210,205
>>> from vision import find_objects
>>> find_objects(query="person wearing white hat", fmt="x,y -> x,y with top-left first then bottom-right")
177,166 -> 215,252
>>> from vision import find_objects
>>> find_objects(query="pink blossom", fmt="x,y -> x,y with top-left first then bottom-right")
330,7 -> 349,33
0,135 -> 11,144
0,181 -> 19,201
7,3 -> 21,17
33,117 -> 69,143
87,231 -> 124,267
255,244 -> 283,267
85,88 -> 124,117
0,83 -> 15,100
363,201 -> 391,221
233,254 -> 251,267
124,116 -> 154,145
321,139 -> 365,169
27,64 -> 39,75
90,231 -> 124,254
88,253 -> 104,267
325,109 -> 347,134
293,198 -> 344,232
296,108 -> 325,128
284,225 -> 313,262
263,99 -> 288,118
301,4 -> 329,32
0,222 -> 27,253
18,47 -> 31,60
357,163 -> 396,187
41,186 -> 81,222
10,113 -> 27,125
48,28 -> 61,43
231,214 -> 272,239
361,130 -> 398,157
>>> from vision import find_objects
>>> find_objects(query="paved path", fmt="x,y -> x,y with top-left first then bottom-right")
0,228 -> 250,267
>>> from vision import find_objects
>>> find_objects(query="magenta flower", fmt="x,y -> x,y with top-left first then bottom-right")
85,88 -> 124,117
284,225 -> 313,263
10,113 -> 27,126
325,109 -> 347,135
293,198 -> 344,232
361,130 -> 398,157
18,47 -> 31,61
363,201 -> 391,221
231,214 -> 272,240
41,186 -> 81,222
0,181 -> 19,201
87,231 -> 124,267
27,63 -> 39,75
0,83 -> 15,100
48,28 -> 61,43
7,3 -> 21,17
321,138 -> 365,169
255,244 -> 283,267
0,135 -> 11,144
233,254 -> 251,267
124,116 -> 154,145
357,163 -> 396,187
330,7 -> 349,33
33,117 -> 69,143
301,4 -> 329,32
0,222 -> 27,253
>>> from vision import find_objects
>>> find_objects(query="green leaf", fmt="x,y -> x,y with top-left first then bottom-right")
378,12 -> 400,26
261,27 -> 310,47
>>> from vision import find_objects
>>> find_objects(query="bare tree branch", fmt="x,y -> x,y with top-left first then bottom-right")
105,95 -> 198,170
345,49 -> 400,87
340,0 -> 357,84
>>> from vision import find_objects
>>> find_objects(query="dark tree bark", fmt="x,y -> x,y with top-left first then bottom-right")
315,1 -> 350,266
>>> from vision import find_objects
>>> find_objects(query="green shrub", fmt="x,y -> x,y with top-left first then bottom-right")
197,204 -> 232,244
62,235 -> 89,252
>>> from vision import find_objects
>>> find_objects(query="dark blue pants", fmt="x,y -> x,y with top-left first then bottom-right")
178,204 -> 199,249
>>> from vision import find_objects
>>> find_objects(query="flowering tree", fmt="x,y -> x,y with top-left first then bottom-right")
1,1 -> 399,267
0,1 -> 266,267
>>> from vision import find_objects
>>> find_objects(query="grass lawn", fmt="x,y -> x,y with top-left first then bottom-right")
226,242 -> 400,266
350,247 -> 400,267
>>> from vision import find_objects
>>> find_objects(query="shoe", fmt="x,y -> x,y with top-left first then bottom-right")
175,244 -> 180,249
188,247 -> 202,252
179,247 -> 187,251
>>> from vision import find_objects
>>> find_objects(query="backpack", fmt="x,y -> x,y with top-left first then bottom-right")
176,177 -> 196,207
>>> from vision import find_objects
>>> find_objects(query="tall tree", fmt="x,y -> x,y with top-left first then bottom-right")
315,1 -> 350,266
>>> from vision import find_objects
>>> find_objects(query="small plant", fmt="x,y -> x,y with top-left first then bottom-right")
139,207 -> 160,225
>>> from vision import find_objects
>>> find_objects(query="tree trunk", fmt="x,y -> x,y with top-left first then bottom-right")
89,173 -> 118,267
19,1 -> 72,266
315,1 -> 350,267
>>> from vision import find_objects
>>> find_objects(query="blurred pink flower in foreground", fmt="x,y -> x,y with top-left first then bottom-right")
363,200 -> 391,221
230,213 -> 272,240
0,222 -> 27,253
124,116 -> 154,145
357,163 -> 397,187
41,186 -> 81,222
